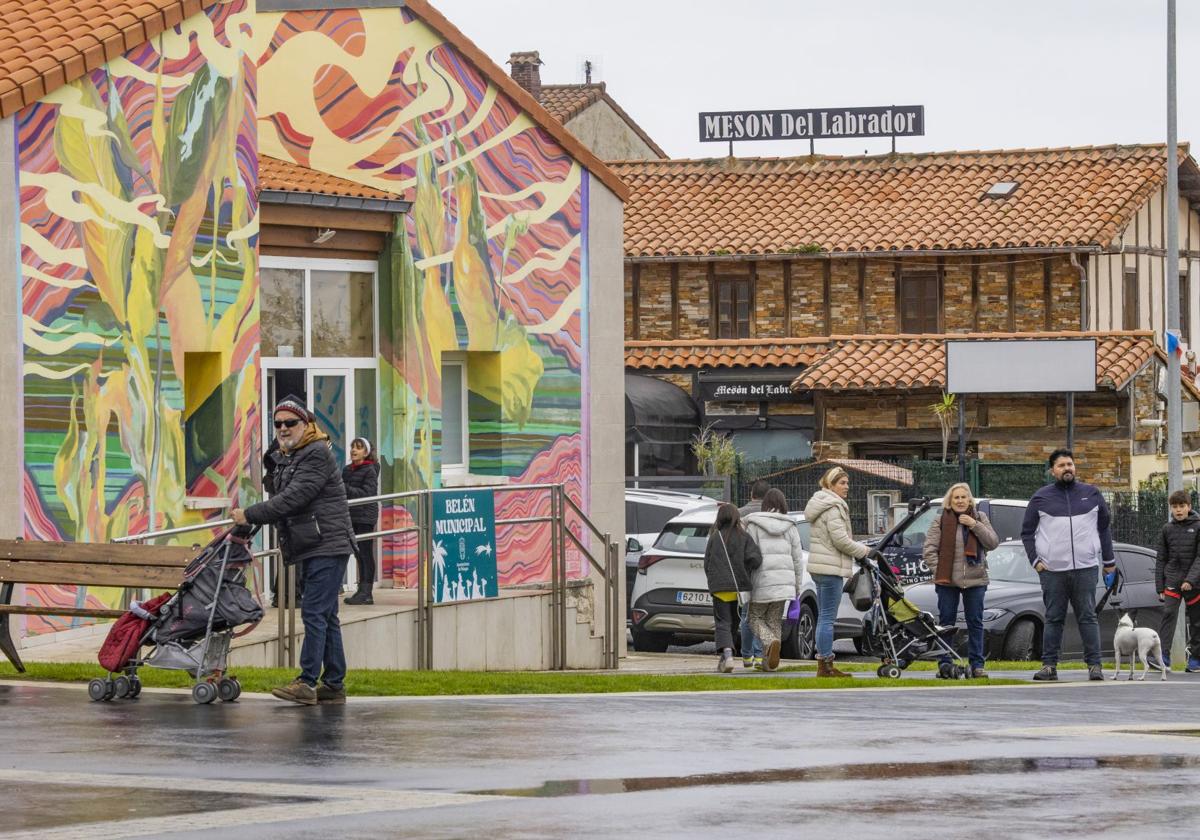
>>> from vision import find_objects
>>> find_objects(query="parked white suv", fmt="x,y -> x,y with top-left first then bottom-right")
629,505 -> 818,659
625,488 -> 718,618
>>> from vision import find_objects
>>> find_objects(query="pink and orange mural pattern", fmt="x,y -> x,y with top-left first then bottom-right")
256,6 -> 590,585
17,0 -> 259,629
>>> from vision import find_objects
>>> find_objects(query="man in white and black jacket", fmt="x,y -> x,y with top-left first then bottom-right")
1021,448 -> 1117,682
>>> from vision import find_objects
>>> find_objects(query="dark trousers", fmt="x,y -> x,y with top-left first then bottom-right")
712,597 -> 740,652
1158,588 -> 1200,661
351,521 -> 376,590
935,584 -> 987,669
299,555 -> 349,688
1039,565 -> 1101,667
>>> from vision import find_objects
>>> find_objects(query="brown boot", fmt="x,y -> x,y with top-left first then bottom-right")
815,656 -> 833,677
826,658 -> 851,678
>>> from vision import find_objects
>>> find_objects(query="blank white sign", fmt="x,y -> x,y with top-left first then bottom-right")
945,339 -> 1097,394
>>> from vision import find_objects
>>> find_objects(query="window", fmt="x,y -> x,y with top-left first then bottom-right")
440,356 -> 469,475
714,277 -> 752,338
261,268 -> 305,356
630,502 -> 683,538
1116,550 -> 1155,584
986,503 -> 1027,543
260,263 -> 376,359
899,273 -> 939,333
1181,273 -> 1191,345
1123,269 -> 1139,330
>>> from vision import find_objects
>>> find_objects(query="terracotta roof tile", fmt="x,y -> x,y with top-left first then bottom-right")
612,146 -> 1200,257
0,0 -> 204,119
791,331 -> 1160,393
258,154 -> 403,202
625,338 -> 829,370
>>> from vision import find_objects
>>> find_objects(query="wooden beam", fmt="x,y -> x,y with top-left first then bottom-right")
670,262 -> 680,339
971,256 -> 980,331
0,605 -> 126,619
261,225 -> 386,253
631,264 -> 641,341
857,258 -> 866,333
783,259 -> 793,337
1043,257 -> 1053,330
820,426 -> 1127,443
1007,260 -> 1017,331
707,262 -> 717,339
0,561 -> 183,588
262,203 -> 396,233
262,246 -> 381,261
823,260 -> 832,334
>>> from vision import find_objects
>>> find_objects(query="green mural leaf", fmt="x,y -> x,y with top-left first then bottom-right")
160,64 -> 231,207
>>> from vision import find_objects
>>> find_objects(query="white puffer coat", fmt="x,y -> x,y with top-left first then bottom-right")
804,489 -> 870,578
743,511 -> 806,603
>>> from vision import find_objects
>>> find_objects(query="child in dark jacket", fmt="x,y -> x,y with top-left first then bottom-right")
703,503 -> 762,673
1156,490 -> 1200,671
343,437 -> 380,605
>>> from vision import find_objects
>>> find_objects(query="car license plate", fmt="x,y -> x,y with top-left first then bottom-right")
676,591 -> 712,605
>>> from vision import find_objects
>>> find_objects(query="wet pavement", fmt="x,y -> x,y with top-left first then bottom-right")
2,676 -> 1200,838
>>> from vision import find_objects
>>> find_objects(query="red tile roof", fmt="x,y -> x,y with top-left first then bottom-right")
611,146 -> 1200,258
625,338 -> 828,370
540,83 -> 667,159
791,331 -> 1159,393
259,154 -> 401,201
0,0 -> 207,119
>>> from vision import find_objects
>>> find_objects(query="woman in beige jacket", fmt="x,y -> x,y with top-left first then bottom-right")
804,467 -> 871,677
921,482 -> 999,678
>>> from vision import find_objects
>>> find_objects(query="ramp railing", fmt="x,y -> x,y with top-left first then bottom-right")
114,483 -> 620,670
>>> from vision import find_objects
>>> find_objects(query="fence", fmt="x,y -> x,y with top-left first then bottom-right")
116,483 -> 621,671
734,457 -> 1049,535
1108,489 -> 1200,549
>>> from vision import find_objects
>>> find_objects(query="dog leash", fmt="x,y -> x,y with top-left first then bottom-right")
1095,568 -> 1122,613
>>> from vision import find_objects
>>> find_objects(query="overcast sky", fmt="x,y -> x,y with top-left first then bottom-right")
434,0 -> 1197,159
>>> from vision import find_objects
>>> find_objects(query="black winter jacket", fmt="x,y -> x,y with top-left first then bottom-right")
1156,511 -> 1200,592
245,440 -> 355,565
703,526 -> 762,593
342,460 -> 380,528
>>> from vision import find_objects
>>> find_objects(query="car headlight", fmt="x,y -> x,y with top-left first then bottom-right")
981,608 -> 1009,622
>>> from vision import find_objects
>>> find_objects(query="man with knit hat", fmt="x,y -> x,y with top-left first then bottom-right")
232,395 -> 355,704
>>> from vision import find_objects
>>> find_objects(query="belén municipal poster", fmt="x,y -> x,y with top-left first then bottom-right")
431,489 -> 498,602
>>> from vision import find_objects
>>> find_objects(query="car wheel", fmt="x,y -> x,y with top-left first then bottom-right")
782,602 -> 816,660
853,634 -> 866,656
1001,619 -> 1039,661
630,627 -> 671,653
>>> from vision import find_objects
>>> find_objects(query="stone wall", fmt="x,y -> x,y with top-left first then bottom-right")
628,255 -> 1081,340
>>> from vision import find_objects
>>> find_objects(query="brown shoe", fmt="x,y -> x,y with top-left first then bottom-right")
764,640 -> 781,671
316,684 -> 346,704
815,656 -> 833,677
826,658 -> 850,678
271,678 -> 317,705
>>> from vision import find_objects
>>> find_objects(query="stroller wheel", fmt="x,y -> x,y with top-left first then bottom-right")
880,664 -> 903,680
112,675 -> 131,699
87,678 -> 109,702
218,677 -> 241,702
953,665 -> 969,680
937,661 -> 955,680
128,677 -> 142,699
192,682 -> 217,705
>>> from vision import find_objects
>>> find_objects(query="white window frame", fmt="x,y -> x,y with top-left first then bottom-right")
440,353 -> 469,477
259,256 -> 380,464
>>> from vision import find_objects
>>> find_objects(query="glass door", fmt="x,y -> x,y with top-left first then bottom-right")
307,369 -> 353,467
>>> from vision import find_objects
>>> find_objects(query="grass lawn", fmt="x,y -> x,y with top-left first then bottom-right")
0,662 -> 1026,696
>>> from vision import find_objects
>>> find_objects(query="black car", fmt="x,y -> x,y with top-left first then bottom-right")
902,540 -> 1163,660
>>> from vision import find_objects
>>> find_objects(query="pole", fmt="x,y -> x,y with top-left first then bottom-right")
1166,0 -> 1183,496
1066,392 -> 1075,450
957,396 -> 967,484
1166,0 -> 1187,663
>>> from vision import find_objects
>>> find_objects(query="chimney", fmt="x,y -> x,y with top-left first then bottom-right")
508,51 -> 543,102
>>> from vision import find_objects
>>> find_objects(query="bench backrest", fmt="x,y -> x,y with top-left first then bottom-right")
0,540 -> 202,590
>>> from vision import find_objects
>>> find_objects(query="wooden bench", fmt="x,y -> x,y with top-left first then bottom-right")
0,539 -> 203,672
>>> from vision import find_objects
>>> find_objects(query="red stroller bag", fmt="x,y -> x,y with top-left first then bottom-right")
98,592 -> 172,672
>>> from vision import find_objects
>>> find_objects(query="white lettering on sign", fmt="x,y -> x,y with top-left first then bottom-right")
699,106 -> 924,143
444,497 -> 476,514
434,516 -> 487,536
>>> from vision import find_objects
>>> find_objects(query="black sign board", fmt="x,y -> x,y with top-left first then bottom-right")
698,378 -> 805,403
699,105 -> 924,143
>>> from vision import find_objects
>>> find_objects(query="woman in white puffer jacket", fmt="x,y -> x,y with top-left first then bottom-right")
743,488 -> 806,672
804,466 -> 871,678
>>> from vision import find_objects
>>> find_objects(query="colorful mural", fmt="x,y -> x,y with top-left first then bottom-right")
17,1 -> 259,629
257,7 -> 589,586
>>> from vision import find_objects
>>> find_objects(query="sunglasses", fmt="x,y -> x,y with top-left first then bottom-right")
274,418 -> 303,429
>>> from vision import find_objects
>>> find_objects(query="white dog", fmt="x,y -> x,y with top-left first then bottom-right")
1111,613 -> 1167,681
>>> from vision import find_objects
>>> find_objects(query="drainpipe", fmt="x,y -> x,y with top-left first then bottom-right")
1070,252 -> 1088,330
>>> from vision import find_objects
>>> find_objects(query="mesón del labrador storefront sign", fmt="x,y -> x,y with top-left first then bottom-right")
699,105 -> 924,143
697,376 -> 807,403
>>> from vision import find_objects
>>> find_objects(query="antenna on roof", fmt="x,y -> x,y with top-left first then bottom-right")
578,55 -> 602,84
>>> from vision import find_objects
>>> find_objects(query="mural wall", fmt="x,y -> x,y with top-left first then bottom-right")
257,6 -> 588,585
17,0 -> 259,630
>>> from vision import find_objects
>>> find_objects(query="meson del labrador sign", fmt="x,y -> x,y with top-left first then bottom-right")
698,380 -> 805,402
699,105 -> 924,142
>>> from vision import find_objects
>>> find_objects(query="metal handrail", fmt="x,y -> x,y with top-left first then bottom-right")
114,518 -> 234,543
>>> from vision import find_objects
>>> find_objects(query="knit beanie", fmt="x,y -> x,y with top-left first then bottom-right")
351,437 -> 373,457
273,394 -> 313,423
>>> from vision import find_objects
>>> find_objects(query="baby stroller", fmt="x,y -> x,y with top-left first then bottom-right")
90,526 -> 264,704
853,552 -> 970,679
